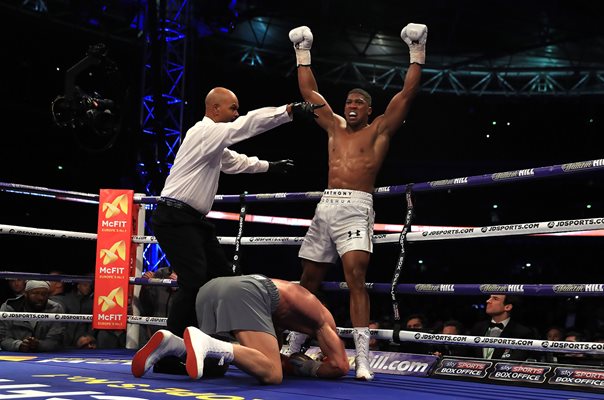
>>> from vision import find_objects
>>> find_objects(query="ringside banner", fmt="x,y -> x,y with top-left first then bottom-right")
305,346 -> 436,376
93,189 -> 134,330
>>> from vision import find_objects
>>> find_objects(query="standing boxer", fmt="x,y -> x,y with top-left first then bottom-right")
285,23 -> 427,380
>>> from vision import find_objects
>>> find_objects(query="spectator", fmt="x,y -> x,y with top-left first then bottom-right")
0,280 -> 65,352
390,313 -> 432,355
591,332 -> 604,365
433,320 -> 471,358
542,325 -> 566,363
139,268 -> 178,340
76,334 -> 97,350
562,298 -> 579,331
48,270 -> 65,307
8,278 -> 26,298
470,295 -> 536,361
140,268 -> 177,320
562,330 -> 588,359
62,279 -> 94,348
587,305 -> 604,337
546,326 -> 566,342
565,330 -> 586,343
405,314 -> 427,331
368,320 -> 386,351
442,320 -> 465,336
0,278 -> 26,305
96,329 -> 126,349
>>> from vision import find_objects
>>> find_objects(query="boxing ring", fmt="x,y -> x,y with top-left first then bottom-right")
2,158 -> 604,399
1,349 -> 604,400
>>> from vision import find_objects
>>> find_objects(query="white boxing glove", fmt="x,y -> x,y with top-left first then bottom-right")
289,26 -> 313,66
401,23 -> 428,65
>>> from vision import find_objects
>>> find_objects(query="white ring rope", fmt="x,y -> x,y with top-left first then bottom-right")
2,310 -> 597,355
0,225 -> 97,241
0,311 -> 166,326
336,328 -> 604,356
0,183 -> 99,201
3,217 -> 604,245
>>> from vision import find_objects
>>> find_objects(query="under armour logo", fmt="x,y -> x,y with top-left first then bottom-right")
348,230 -> 361,238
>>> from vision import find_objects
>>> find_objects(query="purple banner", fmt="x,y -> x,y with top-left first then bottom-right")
320,282 -> 604,297
132,158 -> 604,204
4,158 -> 603,205
381,159 -> 604,197
305,347 -> 436,377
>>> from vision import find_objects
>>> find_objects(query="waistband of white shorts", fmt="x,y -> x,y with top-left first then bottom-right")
320,189 -> 373,206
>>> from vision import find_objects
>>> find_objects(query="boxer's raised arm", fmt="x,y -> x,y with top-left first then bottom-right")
290,26 -> 335,131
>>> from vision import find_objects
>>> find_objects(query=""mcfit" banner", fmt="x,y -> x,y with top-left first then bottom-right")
93,189 -> 134,330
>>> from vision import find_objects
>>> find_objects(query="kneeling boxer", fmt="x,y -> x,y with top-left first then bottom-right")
132,274 -> 350,384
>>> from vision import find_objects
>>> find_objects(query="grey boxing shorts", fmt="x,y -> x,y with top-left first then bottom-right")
195,274 -> 280,339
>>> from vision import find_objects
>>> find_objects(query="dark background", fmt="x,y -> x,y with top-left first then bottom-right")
0,1 -> 603,333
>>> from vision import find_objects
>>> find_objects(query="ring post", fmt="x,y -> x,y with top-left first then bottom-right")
126,196 -> 146,349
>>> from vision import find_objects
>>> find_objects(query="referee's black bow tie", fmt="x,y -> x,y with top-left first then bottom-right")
489,322 -> 504,330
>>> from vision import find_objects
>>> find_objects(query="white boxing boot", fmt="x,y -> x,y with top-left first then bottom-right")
353,327 -> 374,381
131,329 -> 186,378
281,331 -> 310,356
184,326 -> 234,379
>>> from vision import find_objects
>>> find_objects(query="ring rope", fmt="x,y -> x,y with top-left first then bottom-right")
0,182 -> 99,201
2,158 -> 603,203
4,217 -> 604,245
0,271 -> 179,287
321,282 -> 604,297
0,311 -> 166,326
1,271 -> 601,296
2,290 -> 599,358
335,328 -> 604,355
1,309 -> 596,356
4,164 -> 602,359
0,225 -> 97,240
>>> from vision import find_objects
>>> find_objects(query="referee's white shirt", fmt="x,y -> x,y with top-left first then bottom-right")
161,105 -> 291,214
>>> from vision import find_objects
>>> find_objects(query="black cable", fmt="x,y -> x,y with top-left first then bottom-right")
232,191 -> 248,275
390,184 -> 414,321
